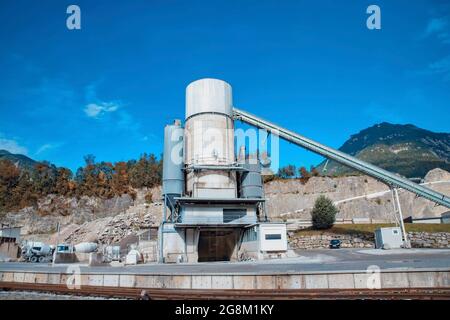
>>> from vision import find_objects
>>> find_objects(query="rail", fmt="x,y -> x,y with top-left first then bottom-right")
1,282 -> 450,299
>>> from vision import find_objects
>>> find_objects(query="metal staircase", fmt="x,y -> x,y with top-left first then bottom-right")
233,107 -> 450,209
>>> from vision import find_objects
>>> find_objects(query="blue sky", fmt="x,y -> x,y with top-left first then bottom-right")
0,0 -> 449,172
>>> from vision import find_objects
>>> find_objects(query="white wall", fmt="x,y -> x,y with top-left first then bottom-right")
259,224 -> 287,252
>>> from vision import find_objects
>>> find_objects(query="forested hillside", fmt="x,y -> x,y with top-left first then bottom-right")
0,153 -> 162,212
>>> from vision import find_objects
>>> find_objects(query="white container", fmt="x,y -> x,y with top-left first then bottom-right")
184,79 -> 236,198
374,227 -> 403,249
74,242 -> 98,253
259,224 -> 287,252
125,249 -> 142,265
27,242 -> 52,255
184,113 -> 235,165
186,78 -> 233,119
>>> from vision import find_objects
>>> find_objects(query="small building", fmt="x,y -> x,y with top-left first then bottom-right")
239,223 -> 287,260
0,226 -> 21,243
0,226 -> 22,260
374,227 -> 403,249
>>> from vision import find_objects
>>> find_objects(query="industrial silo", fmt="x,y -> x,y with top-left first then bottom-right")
237,147 -> 264,199
240,162 -> 263,199
162,119 -> 184,213
184,78 -> 237,199
160,79 -> 266,263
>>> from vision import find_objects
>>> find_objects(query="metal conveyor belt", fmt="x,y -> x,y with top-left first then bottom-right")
233,107 -> 450,209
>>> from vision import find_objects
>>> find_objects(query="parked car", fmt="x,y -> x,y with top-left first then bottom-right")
329,239 -> 341,249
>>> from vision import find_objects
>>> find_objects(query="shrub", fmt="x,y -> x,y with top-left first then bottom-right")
311,195 -> 337,229
144,192 -> 153,204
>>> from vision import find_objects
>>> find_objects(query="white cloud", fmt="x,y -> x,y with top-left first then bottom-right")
429,55 -> 450,73
415,54 -> 450,82
84,102 -> 120,118
423,16 -> 450,44
0,137 -> 28,155
81,84 -> 147,141
425,17 -> 448,35
35,142 -> 63,155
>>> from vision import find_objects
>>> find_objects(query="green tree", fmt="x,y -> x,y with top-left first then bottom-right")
129,153 -> 162,188
277,164 -> 296,179
310,165 -> 320,177
55,167 -> 75,196
311,195 -> 337,229
111,161 -> 129,195
0,160 -> 21,210
31,162 -> 57,196
298,166 -> 310,183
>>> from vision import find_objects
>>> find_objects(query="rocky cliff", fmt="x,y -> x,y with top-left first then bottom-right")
264,168 -> 450,221
1,187 -> 163,244
1,169 -> 449,245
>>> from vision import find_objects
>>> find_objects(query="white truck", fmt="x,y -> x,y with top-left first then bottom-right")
21,241 -> 54,263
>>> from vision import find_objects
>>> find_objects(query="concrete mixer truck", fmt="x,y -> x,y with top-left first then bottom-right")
21,241 -> 54,263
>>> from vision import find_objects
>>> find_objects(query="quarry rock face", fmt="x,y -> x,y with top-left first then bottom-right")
1,169 -> 449,244
1,187 -> 163,242
424,168 -> 450,182
264,168 -> 450,221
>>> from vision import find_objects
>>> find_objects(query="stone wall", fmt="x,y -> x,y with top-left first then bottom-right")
288,231 -> 450,249
408,232 -> 450,249
288,233 -> 374,249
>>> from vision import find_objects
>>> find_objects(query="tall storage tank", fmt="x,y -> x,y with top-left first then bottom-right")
184,79 -> 236,198
240,160 -> 263,198
163,120 -> 184,206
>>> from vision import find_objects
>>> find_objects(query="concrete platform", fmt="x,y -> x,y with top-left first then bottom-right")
1,249 -> 449,291
1,248 -> 449,275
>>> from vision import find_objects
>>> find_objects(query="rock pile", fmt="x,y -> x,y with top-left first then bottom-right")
62,204 -> 161,245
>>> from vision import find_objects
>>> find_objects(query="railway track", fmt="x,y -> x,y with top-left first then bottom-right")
1,282 -> 450,299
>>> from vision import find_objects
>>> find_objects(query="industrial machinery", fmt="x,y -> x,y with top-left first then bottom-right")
20,241 -> 54,263
56,243 -> 74,254
161,79 -> 282,263
103,245 -> 122,263
161,78 -> 450,263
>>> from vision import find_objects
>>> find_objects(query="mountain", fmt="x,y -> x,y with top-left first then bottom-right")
0,149 -> 38,170
316,122 -> 450,178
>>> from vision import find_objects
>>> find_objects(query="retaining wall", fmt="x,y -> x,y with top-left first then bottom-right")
288,232 -> 450,250
0,269 -> 448,290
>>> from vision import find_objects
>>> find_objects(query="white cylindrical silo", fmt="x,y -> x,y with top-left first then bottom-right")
184,78 -> 236,198
163,120 -> 185,197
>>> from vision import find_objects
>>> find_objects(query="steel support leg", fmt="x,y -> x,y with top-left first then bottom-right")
393,188 -> 410,248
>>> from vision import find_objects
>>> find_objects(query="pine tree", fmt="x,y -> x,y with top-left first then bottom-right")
311,195 -> 338,229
